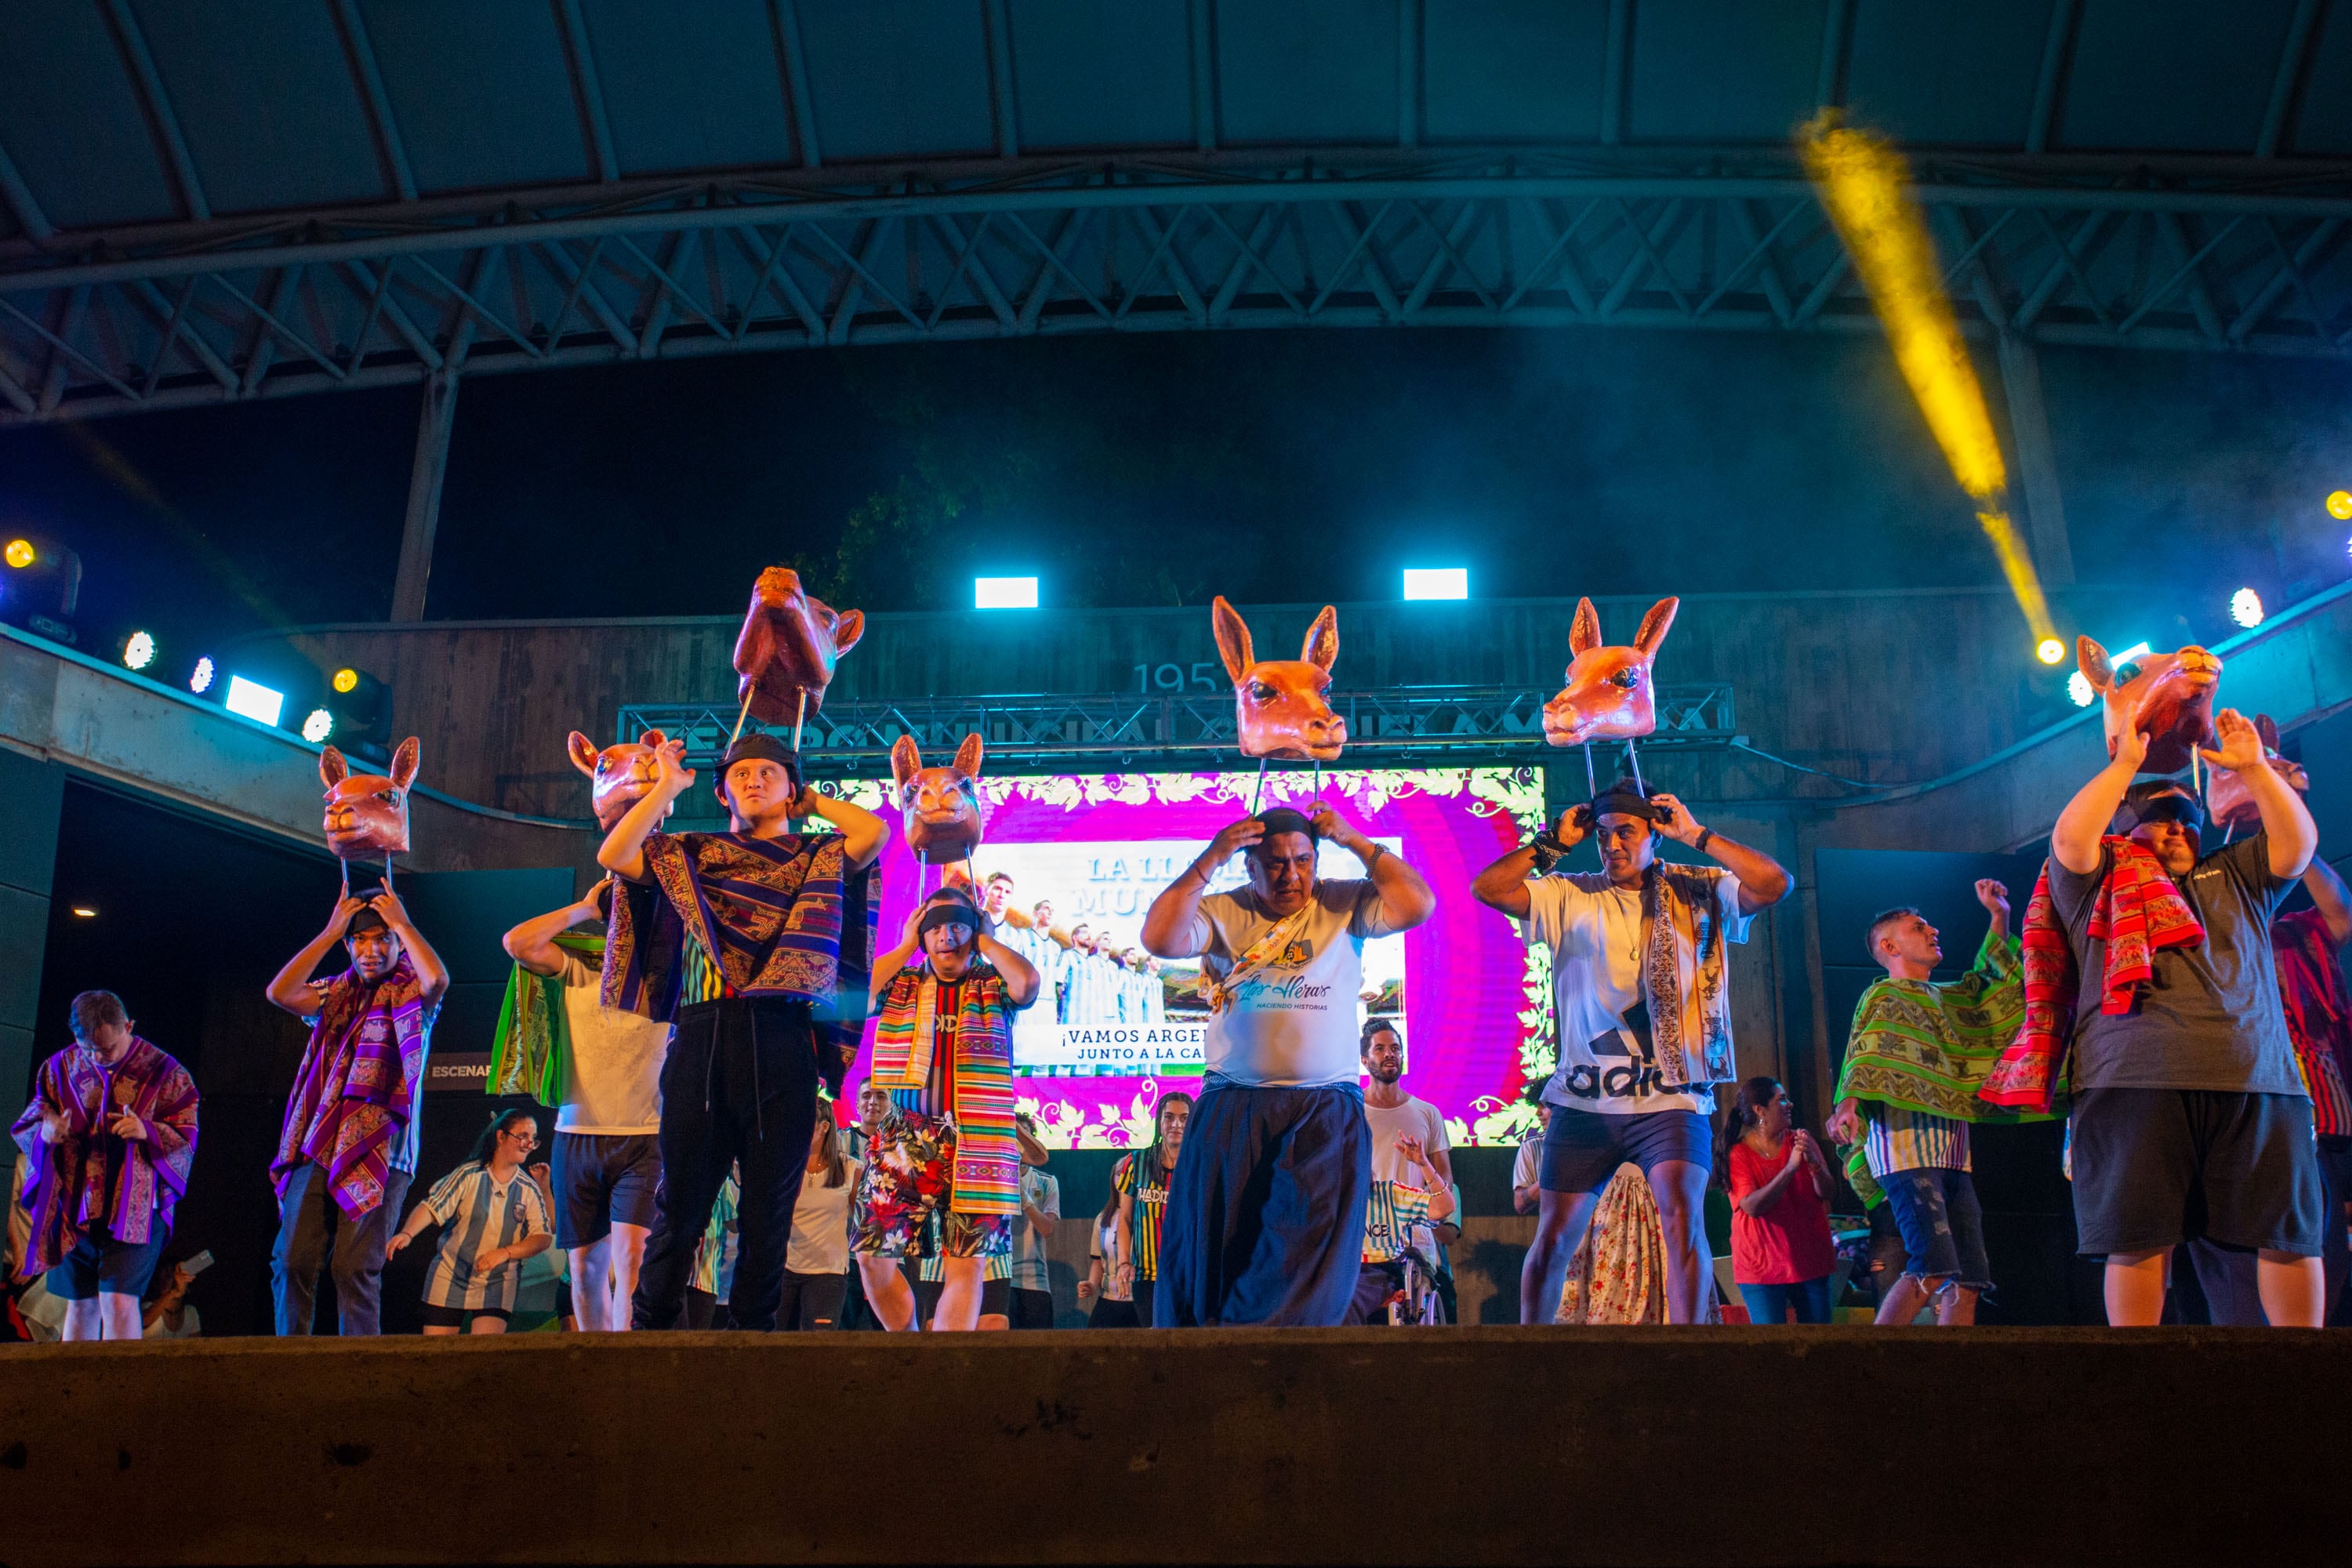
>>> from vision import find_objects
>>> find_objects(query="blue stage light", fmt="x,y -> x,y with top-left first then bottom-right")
1402,568 -> 1468,601
189,655 -> 215,694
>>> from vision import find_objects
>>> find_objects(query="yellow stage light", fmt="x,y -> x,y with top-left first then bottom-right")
2037,637 -> 2064,665
3,539 -> 33,569
1801,115 -> 2059,651
2328,491 -> 2352,521
332,666 -> 360,694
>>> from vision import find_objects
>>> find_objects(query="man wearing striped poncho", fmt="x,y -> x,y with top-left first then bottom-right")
1830,879 -> 2050,1326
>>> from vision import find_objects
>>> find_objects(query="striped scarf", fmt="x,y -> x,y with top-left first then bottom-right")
870,964 -> 1020,1216
1981,840 -> 2204,1113
604,830 -> 879,1093
272,958 -> 426,1219
1640,864 -> 1737,1090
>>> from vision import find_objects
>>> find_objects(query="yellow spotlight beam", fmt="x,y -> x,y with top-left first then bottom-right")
1799,114 -> 2058,648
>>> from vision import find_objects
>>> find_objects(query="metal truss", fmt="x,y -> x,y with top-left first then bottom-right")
618,681 -> 1736,777
9,154 -> 2352,424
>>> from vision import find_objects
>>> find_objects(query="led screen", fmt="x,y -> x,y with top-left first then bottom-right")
837,768 -> 1553,1149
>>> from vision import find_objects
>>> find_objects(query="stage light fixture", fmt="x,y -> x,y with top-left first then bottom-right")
223,674 -> 285,728
3,539 -> 32,569
2067,670 -> 2096,707
975,576 -> 1038,610
1402,568 -> 1469,601
70,906 -> 96,919
2035,637 -> 2064,665
301,707 -> 335,743
2329,491 -> 2352,521
2230,588 -> 2264,628
189,655 -> 215,694
332,666 -> 360,694
122,630 -> 156,671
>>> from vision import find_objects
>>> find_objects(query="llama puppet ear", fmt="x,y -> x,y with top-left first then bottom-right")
1568,597 -> 1602,659
567,732 -> 601,778
952,732 -> 985,779
1211,596 -> 1255,686
890,733 -> 924,793
1632,597 -> 1680,659
319,746 -> 350,791
1301,606 -> 1339,674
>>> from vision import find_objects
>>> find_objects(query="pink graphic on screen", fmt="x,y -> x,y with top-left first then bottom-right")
844,770 -> 1540,1147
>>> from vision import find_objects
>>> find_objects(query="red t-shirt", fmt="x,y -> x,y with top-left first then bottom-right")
1726,1138 -> 1838,1286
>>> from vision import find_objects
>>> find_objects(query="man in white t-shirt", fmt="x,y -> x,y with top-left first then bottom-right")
1357,1018 -> 1454,1321
503,880 -> 672,1331
1473,779 -> 1790,1324
1142,804 -> 1435,1327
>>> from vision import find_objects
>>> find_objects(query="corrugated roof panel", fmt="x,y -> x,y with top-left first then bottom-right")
581,0 -> 797,173
0,0 -> 179,227
2285,0 -> 2352,154
797,0 -> 996,161
1843,0 -> 2051,150
1628,0 -> 1828,143
356,0 -> 591,192
1424,0 -> 1608,143
130,0 -> 386,212
1007,0 -> 1194,151
1217,0 -> 1399,146
2059,0 -> 2298,152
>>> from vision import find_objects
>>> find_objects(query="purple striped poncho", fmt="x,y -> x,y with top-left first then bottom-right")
603,829 -> 879,1091
10,1037 -> 199,1276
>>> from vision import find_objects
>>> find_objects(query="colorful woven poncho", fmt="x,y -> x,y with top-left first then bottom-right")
1835,927 -> 2054,1207
487,932 -> 607,1109
10,1036 -> 199,1276
870,963 -> 1020,1217
603,829 -> 879,1094
272,959 -> 427,1220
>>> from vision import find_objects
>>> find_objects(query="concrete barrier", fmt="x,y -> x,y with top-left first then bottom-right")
0,1327 -> 2345,1565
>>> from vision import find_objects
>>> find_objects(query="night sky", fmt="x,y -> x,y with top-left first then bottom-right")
2,323 -> 2348,681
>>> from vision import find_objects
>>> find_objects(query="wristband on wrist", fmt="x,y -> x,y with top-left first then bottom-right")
1693,827 -> 1715,855
1528,833 -> 1568,874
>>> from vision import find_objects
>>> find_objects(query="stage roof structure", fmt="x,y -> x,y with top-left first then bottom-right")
3,0 -> 2352,429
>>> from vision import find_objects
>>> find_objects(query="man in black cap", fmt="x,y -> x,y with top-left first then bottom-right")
1473,779 -> 1790,1323
598,731 -> 889,1330
2043,711 -> 2323,1326
1141,803 -> 1435,1327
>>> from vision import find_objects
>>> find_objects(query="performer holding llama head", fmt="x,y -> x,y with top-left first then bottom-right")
569,728 -> 673,832
319,737 -> 419,889
890,733 -> 986,867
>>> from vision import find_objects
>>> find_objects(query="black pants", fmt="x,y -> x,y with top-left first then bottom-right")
778,1270 -> 848,1330
632,997 -> 821,1333
1010,1285 -> 1057,1329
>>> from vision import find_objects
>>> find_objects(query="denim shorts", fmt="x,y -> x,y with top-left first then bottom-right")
1878,1167 -> 1991,1289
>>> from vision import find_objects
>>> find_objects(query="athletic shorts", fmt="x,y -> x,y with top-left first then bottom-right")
1878,1167 -> 1991,1288
45,1227 -> 167,1301
2071,1088 -> 2327,1257
553,1131 -> 662,1249
851,1109 -> 1013,1260
1539,1106 -> 1712,1194
420,1302 -> 511,1329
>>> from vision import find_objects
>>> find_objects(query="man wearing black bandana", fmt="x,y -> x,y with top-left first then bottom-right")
1474,779 -> 1790,1323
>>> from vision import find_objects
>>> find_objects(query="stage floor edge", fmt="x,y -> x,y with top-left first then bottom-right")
0,1325 -> 2344,1566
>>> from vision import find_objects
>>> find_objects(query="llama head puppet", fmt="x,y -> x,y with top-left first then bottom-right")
733,567 -> 866,727
1212,596 -> 1346,762
891,732 -> 986,866
321,738 -> 419,861
568,728 -> 671,831
2078,637 -> 2221,776
1544,597 -> 1680,746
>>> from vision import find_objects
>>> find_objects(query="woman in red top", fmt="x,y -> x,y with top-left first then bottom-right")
1719,1076 -> 1838,1323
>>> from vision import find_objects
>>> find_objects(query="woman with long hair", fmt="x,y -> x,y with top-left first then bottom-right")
387,1108 -> 554,1335
1113,1091 -> 1193,1326
1719,1076 -> 1838,1325
779,1110 -> 862,1330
